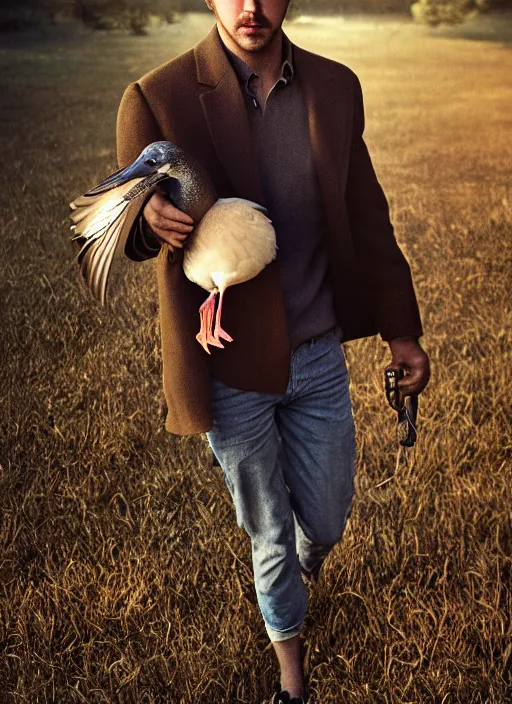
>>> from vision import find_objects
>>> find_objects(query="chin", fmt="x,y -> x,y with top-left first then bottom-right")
239,39 -> 268,52
235,30 -> 275,52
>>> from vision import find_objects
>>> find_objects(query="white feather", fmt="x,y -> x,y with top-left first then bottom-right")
183,197 -> 276,293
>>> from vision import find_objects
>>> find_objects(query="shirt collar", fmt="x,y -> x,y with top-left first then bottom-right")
220,31 -> 294,92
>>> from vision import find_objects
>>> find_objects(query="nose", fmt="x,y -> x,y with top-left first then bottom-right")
242,0 -> 258,13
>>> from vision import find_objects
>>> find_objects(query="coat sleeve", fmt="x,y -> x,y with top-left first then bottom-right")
345,74 -> 424,342
116,81 -> 165,262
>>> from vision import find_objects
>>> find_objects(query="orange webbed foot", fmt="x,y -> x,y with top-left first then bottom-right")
212,287 -> 233,345
196,289 -> 225,353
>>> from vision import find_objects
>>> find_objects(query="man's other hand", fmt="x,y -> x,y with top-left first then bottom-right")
142,186 -> 195,251
385,337 -> 430,396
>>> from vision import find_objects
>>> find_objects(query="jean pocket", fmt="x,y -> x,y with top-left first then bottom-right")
312,339 -> 348,382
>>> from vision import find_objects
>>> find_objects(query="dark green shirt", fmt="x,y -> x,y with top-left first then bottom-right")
220,32 -> 341,349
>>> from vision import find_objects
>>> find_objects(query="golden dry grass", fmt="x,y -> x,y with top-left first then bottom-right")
0,11 -> 511,704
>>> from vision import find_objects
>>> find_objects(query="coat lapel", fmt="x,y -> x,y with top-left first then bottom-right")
194,25 -> 266,205
193,26 -> 353,227
293,45 -> 352,213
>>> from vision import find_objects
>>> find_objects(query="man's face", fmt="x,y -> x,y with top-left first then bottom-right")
205,0 -> 290,53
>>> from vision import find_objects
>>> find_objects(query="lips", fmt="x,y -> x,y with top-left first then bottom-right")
241,25 -> 265,34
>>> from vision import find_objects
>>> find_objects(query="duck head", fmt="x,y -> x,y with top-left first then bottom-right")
87,141 -> 217,222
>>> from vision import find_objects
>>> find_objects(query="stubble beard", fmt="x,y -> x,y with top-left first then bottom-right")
216,13 -> 280,54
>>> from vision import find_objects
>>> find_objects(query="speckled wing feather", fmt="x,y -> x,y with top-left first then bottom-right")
69,171 -> 168,305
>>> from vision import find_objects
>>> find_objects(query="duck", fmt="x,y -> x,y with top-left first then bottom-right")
69,140 -> 277,354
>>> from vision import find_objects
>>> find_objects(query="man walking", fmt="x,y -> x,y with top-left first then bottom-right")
116,1 -> 430,701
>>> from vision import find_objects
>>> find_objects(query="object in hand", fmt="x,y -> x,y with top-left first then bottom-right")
384,367 -> 418,448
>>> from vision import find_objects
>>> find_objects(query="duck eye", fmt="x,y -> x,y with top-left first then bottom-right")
144,158 -> 157,167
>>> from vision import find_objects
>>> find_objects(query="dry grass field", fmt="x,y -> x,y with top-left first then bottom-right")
0,10 -> 511,704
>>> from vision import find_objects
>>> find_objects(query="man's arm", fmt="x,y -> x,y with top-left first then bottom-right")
116,81 -> 165,262
345,74 -> 424,343
346,75 -> 429,396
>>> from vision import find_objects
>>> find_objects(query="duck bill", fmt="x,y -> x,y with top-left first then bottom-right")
85,161 -> 153,196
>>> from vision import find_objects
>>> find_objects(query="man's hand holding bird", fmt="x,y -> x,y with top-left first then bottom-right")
142,185 -> 195,252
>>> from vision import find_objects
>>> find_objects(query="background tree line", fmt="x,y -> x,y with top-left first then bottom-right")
0,0 -> 511,34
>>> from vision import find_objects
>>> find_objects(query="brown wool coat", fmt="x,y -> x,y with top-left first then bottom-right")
115,24 -> 424,436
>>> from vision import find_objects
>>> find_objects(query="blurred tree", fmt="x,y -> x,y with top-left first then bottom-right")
72,0 -> 181,33
285,0 -> 508,20
1,0 -> 509,32
0,0 -> 180,33
0,0 -> 46,30
286,0 -> 419,16
410,0 -> 490,25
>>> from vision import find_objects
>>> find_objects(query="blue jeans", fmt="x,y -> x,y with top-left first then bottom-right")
206,326 -> 356,642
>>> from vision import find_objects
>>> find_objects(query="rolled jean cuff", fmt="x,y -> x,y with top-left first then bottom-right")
265,617 -> 303,642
